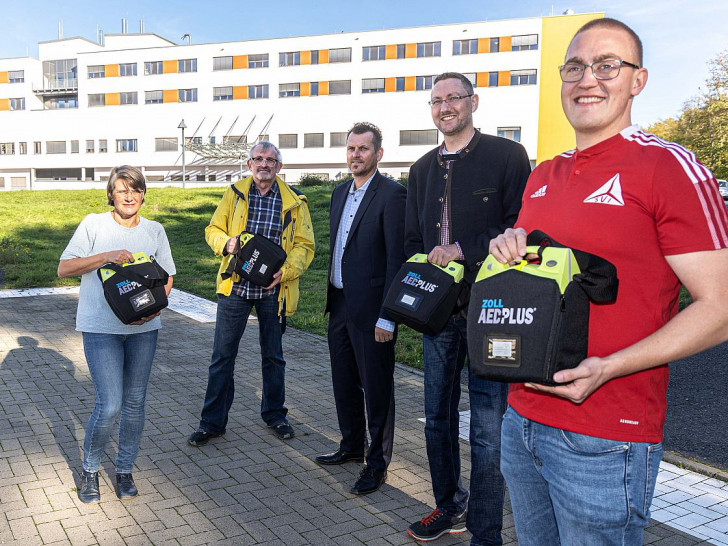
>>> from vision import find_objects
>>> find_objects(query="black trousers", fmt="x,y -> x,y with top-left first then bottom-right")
327,288 -> 396,470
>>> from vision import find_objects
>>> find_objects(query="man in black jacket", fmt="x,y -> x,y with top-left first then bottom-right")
405,73 -> 531,544
317,122 -> 406,495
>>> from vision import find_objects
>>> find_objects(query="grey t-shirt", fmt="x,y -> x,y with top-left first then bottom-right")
60,211 -> 177,334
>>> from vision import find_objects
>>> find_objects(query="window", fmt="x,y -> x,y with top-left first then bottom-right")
8,70 -> 24,83
279,83 -> 300,98
248,54 -> 269,68
396,77 -> 405,92
86,140 -> 94,153
213,56 -> 232,71
463,73 -> 477,87
213,86 -> 233,101
155,137 -> 178,151
488,72 -> 499,87
9,98 -> 25,110
310,82 -> 319,96
329,80 -> 351,95
178,59 -> 197,73
396,44 -> 406,59
34,141 -> 41,154
145,90 -> 163,104
512,34 -> 538,51
310,50 -> 319,65
71,140 -> 79,153
363,45 -> 386,61
362,78 -> 385,93
119,63 -> 137,76
400,130 -> 438,146
510,69 -> 537,85
279,134 -> 298,148
416,42 -> 441,58
259,134 -> 269,142
330,132 -> 347,147
44,97 -> 77,109
453,39 -> 478,55
116,139 -> 137,152
497,126 -> 522,142
225,135 -> 246,144
186,136 -> 202,145
19,142 -> 26,154
88,65 -> 105,78
490,37 -> 500,53
249,84 -> 268,99
88,93 -> 105,107
416,75 -> 435,91
304,133 -> 324,148
329,48 -> 351,63
0,143 -> 15,155
179,88 -> 198,102
46,141 -> 67,154
279,52 -> 300,66
99,139 -> 107,153
144,61 -> 163,75
120,92 -> 138,105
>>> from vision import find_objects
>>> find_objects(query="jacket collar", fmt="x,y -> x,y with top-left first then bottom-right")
437,130 -> 481,167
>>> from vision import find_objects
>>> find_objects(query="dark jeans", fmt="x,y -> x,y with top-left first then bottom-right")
199,292 -> 287,433
423,315 -> 508,546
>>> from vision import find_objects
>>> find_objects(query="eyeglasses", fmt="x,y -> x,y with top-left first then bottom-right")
559,58 -> 640,82
114,189 -> 144,198
250,156 -> 279,166
428,94 -> 473,108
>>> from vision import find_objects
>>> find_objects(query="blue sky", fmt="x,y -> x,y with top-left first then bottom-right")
2,0 -> 726,127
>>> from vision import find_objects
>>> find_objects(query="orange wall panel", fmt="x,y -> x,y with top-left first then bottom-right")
319,49 -> 329,64
301,50 -> 311,65
500,36 -> 512,52
233,86 -> 247,100
233,55 -> 247,69
384,77 -> 396,92
385,44 -> 397,59
498,71 -> 510,87
477,38 -> 490,54
0,72 -> 8,84
476,72 -> 489,87
405,43 -> 416,58
319,81 -> 329,95
105,64 -> 119,77
105,92 -> 120,106
404,76 -> 416,91
300,82 -> 310,97
162,60 -> 177,74
0,98 -> 9,110
163,89 -> 178,103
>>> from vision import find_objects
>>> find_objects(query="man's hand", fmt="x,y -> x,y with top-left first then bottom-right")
375,326 -> 394,343
263,270 -> 283,290
129,311 -> 161,325
105,249 -> 135,265
489,227 -> 528,264
525,356 -> 613,404
225,236 -> 240,255
427,244 -> 460,267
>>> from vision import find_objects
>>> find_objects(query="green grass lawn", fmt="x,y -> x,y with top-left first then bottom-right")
0,186 -> 424,368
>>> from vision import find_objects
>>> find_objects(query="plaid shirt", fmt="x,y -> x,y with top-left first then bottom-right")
232,182 -> 283,299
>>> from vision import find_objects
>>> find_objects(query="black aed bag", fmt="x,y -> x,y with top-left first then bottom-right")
97,252 -> 169,325
383,254 -> 464,336
222,232 -> 287,287
467,231 -> 618,384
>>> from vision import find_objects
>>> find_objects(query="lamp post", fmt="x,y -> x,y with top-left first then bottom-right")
178,119 -> 187,189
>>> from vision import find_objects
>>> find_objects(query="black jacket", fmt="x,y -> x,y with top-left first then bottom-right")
404,130 -> 531,282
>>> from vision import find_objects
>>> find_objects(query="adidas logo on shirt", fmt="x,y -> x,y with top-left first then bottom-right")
530,185 -> 547,198
583,174 -> 625,206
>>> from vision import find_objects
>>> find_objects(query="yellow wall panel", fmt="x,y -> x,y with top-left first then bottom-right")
233,55 -> 247,69
162,60 -> 177,74
163,89 -> 178,103
405,43 -> 416,58
0,72 -> 8,84
233,86 -> 247,100
536,13 -> 603,163
498,71 -> 510,87
319,49 -> 329,64
500,36 -> 512,52
300,82 -> 310,97
105,92 -> 120,106
301,50 -> 311,65
105,64 -> 119,77
385,44 -> 397,59
477,38 -> 490,54
384,77 -> 396,92
404,76 -> 416,91
476,72 -> 489,88
0,98 -> 9,110
319,81 -> 329,95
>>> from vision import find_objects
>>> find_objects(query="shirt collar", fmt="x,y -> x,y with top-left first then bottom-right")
438,130 -> 481,166
250,179 -> 279,197
348,171 -> 376,195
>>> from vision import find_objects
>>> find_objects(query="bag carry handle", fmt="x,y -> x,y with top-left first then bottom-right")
526,230 -> 619,303
100,258 -> 169,289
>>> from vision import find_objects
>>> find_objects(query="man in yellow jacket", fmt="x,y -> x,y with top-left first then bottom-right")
188,141 -> 315,445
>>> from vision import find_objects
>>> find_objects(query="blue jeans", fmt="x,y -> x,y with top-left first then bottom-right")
199,292 -> 287,433
501,407 -> 663,546
82,330 -> 158,474
423,315 -> 508,546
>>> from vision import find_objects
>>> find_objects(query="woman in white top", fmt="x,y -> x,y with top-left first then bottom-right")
58,165 -> 176,503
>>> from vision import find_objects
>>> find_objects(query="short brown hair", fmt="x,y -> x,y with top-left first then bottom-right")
572,17 -> 643,66
433,72 -> 475,96
106,165 -> 146,206
347,122 -> 383,151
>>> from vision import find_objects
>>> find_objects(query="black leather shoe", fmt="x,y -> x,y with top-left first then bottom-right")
315,448 -> 365,466
78,470 -> 100,504
116,473 -> 138,499
350,466 -> 387,495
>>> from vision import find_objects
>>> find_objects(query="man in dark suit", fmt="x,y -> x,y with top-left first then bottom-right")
316,122 -> 406,495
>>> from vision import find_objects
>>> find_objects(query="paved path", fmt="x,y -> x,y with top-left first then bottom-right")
0,290 -> 726,545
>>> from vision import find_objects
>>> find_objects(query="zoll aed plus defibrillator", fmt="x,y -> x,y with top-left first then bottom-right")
467,231 -> 618,384
383,254 -> 464,336
221,232 -> 287,287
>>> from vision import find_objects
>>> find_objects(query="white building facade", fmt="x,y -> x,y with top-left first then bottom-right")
0,13 -> 600,190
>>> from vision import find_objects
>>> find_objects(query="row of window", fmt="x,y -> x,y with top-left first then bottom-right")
1,70 -> 25,83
